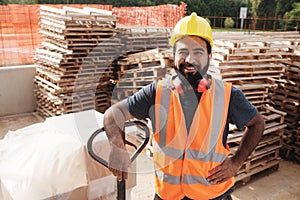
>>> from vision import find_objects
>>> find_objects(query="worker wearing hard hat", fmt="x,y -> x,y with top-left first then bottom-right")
103,12 -> 265,200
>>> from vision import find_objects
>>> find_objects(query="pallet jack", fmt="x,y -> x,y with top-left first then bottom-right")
87,120 -> 150,200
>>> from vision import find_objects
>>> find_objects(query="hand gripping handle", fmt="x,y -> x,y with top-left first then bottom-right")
87,120 -> 150,169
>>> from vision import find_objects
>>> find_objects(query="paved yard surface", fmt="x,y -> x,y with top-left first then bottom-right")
1,112 -> 300,200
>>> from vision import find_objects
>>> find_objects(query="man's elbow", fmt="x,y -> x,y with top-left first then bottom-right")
249,111 -> 265,136
103,106 -> 115,126
103,101 -> 131,128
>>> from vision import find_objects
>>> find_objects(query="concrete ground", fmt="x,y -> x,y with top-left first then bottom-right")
131,155 -> 300,200
0,112 -> 44,139
1,112 -> 300,200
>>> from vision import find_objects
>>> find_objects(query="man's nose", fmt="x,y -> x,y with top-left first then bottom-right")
185,54 -> 196,63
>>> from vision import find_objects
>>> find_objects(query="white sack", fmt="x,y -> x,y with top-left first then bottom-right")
0,110 -> 124,200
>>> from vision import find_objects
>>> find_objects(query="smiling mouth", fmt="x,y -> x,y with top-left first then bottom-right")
183,66 -> 197,75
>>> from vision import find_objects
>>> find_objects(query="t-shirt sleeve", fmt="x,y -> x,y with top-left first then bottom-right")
229,86 -> 258,129
124,82 -> 156,120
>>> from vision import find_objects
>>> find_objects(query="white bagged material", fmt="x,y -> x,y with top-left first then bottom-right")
0,110 -> 134,200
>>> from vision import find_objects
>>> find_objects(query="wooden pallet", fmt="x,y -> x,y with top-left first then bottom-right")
111,88 -> 139,101
236,84 -> 270,108
117,26 -> 171,53
228,105 -> 286,183
211,32 -> 298,99
34,5 -> 120,117
35,88 -> 111,117
268,55 -> 300,163
234,160 -> 280,184
233,136 -> 282,175
113,49 -> 169,100
213,51 -> 294,62
116,78 -> 159,88
118,66 -> 165,80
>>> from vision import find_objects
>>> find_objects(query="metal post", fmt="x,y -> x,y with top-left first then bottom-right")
240,18 -> 244,31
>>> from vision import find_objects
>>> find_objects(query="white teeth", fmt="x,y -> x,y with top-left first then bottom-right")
184,67 -> 196,71
183,66 -> 197,75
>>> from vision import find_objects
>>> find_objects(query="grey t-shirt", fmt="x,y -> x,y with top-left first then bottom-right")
124,81 -> 257,147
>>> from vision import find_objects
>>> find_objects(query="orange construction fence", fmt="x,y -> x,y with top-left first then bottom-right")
0,3 -> 186,67
113,3 -> 186,27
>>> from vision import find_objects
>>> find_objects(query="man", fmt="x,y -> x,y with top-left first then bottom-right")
103,12 -> 265,200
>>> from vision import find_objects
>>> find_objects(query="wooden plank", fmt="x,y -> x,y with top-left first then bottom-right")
234,160 -> 280,184
213,52 -> 295,62
40,5 -> 67,15
63,6 -> 94,15
217,58 -> 287,65
83,7 -> 113,16
118,66 -> 165,79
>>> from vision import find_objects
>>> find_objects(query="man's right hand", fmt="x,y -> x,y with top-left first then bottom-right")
103,101 -> 134,181
108,143 -> 131,181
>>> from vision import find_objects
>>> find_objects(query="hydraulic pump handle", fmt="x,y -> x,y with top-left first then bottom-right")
87,120 -> 150,200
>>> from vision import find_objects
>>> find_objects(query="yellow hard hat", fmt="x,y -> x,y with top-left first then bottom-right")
170,12 -> 214,47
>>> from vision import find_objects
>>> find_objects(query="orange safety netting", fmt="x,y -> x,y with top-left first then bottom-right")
0,3 -> 186,67
0,4 -> 113,67
113,2 -> 186,27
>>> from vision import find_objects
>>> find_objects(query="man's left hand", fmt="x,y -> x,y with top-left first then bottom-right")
206,157 -> 242,185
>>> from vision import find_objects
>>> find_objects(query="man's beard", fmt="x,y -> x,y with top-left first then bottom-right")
178,58 -> 210,86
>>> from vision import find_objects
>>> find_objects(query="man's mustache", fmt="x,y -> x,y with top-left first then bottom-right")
179,62 -> 202,70
179,62 -> 203,77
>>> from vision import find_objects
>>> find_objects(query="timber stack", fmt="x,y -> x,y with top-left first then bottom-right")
118,25 -> 171,54
269,54 -> 300,163
211,31 -> 300,183
34,6 -> 171,118
34,6 -> 119,117
112,48 -> 174,102
110,26 -> 172,103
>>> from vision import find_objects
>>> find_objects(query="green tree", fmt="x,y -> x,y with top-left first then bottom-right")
283,2 -> 300,30
224,17 -> 235,28
256,0 -> 277,30
2,0 -> 36,3
275,0 -> 299,18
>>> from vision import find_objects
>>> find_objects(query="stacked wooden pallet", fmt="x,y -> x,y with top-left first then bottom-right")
112,48 -> 174,101
34,6 -> 119,117
210,33 -> 299,108
117,25 -> 171,54
296,121 -> 300,161
269,54 -> 300,162
228,105 -> 286,183
209,32 -> 300,183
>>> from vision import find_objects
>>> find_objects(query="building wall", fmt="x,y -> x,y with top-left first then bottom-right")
0,65 -> 36,116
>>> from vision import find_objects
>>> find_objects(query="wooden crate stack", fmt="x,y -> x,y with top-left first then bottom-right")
210,32 -> 300,183
210,32 -> 299,109
228,105 -> 286,183
269,54 -> 300,162
296,121 -> 300,161
34,6 -> 121,117
112,48 -> 174,102
117,25 -> 171,54
108,26 -> 172,104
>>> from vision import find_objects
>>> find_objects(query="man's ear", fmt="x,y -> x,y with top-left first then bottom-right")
209,53 -> 212,59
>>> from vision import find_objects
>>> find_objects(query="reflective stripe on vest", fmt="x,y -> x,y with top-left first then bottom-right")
153,77 -> 234,200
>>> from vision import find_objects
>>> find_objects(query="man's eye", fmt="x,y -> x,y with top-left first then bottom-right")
194,51 -> 204,55
178,51 -> 188,56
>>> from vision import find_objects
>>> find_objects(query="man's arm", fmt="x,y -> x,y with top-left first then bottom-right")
230,111 -> 265,167
103,100 -> 134,181
207,111 -> 265,184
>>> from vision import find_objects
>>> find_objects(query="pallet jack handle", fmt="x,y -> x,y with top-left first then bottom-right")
87,120 -> 150,200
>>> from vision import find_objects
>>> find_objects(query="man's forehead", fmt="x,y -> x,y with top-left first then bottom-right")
176,36 -> 206,48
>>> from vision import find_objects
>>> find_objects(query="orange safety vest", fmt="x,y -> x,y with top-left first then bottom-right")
153,77 -> 234,200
